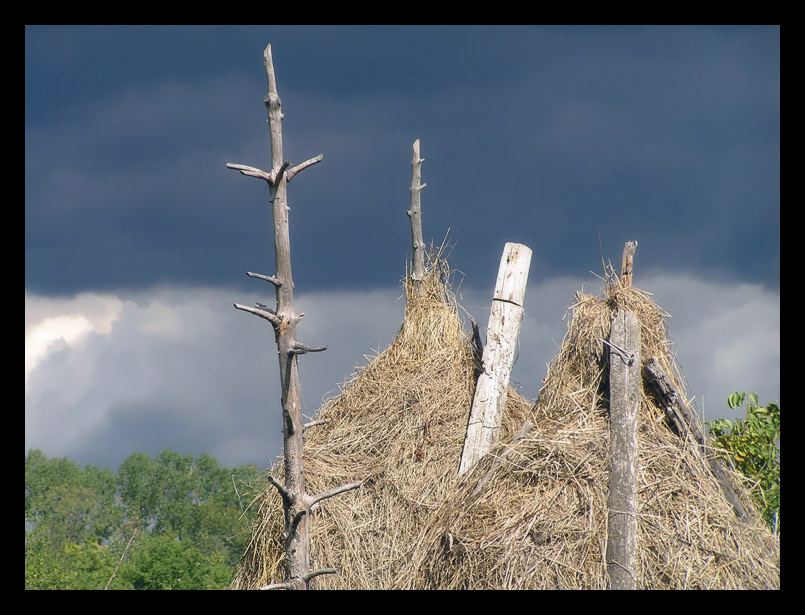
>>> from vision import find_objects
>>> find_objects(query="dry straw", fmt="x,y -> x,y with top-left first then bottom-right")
395,276 -> 779,590
231,252 -> 530,589
232,255 -> 779,590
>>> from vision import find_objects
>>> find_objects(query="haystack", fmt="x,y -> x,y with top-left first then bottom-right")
395,279 -> 780,589
231,254 -> 531,589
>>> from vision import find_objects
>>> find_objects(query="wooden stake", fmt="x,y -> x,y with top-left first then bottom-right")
458,242 -> 532,476
643,358 -> 759,525
407,139 -> 426,295
620,240 -> 638,287
643,357 -> 778,560
606,309 -> 641,590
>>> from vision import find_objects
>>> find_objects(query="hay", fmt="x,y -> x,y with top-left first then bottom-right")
232,258 -> 779,590
230,253 -> 531,589
395,281 -> 780,590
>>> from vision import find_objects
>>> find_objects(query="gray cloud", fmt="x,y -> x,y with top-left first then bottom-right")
26,26 -> 779,297
25,270 -> 778,471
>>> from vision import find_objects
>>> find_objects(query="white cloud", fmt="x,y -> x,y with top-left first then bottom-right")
25,291 -> 122,389
26,315 -> 93,381
24,285 -> 404,470
24,273 -> 779,470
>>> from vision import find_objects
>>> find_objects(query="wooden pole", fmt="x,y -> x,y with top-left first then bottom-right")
407,139 -> 426,295
227,44 -> 360,590
458,242 -> 532,476
606,308 -> 641,590
643,358 -> 761,526
620,240 -> 638,287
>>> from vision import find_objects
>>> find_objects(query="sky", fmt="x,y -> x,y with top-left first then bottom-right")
25,25 -> 780,471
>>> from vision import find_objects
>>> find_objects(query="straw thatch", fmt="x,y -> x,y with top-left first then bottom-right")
394,279 -> 779,590
231,256 -> 779,590
230,254 -> 531,589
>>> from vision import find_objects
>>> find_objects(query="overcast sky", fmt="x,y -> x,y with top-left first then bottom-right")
25,25 -> 780,471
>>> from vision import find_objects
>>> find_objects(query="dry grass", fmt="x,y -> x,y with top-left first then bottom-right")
395,278 -> 779,590
231,258 -> 779,590
230,253 -> 530,589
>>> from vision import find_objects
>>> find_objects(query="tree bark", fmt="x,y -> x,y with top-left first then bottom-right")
458,242 -> 532,476
606,309 -> 641,590
228,43 -> 359,589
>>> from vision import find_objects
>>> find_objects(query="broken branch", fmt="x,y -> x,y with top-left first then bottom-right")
289,342 -> 327,355
234,302 -> 282,327
307,481 -> 363,508
286,154 -> 324,181
303,417 -> 331,431
266,474 -> 294,505
226,163 -> 273,182
247,271 -> 282,287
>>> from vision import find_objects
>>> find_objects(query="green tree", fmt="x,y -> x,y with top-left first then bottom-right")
707,393 -> 780,533
119,532 -> 232,590
25,448 -> 262,589
116,449 -> 259,568
26,450 -> 123,545
25,450 -> 131,589
117,452 -> 160,523
25,536 -> 125,590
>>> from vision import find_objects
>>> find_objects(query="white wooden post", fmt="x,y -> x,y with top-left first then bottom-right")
458,242 -> 532,476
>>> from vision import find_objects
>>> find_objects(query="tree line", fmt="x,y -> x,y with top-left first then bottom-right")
25,449 -> 263,590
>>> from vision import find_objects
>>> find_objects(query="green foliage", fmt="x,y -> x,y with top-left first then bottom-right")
25,450 -> 125,550
707,393 -> 780,533
119,532 -> 232,590
25,448 -> 262,590
25,532 -> 123,590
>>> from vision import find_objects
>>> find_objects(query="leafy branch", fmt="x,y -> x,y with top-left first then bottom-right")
707,393 -> 780,533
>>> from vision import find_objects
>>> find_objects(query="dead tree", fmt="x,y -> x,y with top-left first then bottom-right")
227,44 -> 360,590
407,139 -> 426,296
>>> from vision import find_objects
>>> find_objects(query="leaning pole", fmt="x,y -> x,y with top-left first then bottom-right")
459,242 -> 532,476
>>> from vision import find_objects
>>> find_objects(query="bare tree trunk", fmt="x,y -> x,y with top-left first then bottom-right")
606,308 -> 641,590
407,139 -> 426,296
458,242 -> 532,476
227,44 -> 360,590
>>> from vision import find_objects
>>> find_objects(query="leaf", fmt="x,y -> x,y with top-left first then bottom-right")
728,392 -> 745,409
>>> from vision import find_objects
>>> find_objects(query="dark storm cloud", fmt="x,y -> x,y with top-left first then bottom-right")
26,25 -> 779,299
25,26 -> 780,472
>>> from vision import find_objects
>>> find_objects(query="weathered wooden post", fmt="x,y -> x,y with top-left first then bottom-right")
621,240 -> 637,287
459,242 -> 532,476
605,241 -> 641,590
407,139 -> 427,297
227,44 -> 360,590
